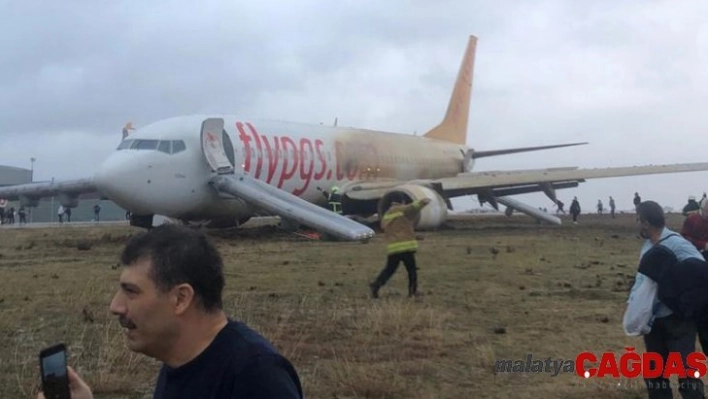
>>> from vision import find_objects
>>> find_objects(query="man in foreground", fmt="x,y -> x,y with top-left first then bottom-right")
627,201 -> 705,398
38,224 -> 303,399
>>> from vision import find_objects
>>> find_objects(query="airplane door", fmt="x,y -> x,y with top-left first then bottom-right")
201,118 -> 234,175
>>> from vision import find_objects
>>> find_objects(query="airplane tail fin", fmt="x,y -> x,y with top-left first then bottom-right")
423,35 -> 477,146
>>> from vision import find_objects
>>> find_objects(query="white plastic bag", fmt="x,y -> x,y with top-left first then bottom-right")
622,273 -> 656,336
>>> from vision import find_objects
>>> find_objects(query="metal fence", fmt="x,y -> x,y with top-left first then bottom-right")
2,198 -> 128,223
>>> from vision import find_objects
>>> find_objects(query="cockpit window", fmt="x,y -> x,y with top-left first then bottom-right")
116,138 -> 186,154
117,139 -> 134,150
133,139 -> 159,150
157,140 -> 171,154
172,140 -> 186,154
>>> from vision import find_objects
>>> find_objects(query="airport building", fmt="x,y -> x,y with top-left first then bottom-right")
0,165 -> 127,222
0,165 -> 32,185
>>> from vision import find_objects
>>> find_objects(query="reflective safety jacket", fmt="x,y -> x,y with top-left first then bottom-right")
381,200 -> 428,255
328,192 -> 342,214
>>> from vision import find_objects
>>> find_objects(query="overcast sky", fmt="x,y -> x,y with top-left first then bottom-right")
1,0 -> 707,214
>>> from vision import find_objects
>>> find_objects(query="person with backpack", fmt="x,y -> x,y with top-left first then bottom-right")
624,201 -> 706,398
569,197 -> 581,224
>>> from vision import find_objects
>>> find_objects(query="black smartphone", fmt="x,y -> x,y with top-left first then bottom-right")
39,343 -> 70,399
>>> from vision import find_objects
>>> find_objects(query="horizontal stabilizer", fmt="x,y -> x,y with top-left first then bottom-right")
472,142 -> 588,159
495,195 -> 561,225
210,175 -> 375,241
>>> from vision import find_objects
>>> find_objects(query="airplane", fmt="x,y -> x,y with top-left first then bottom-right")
2,34 -> 708,242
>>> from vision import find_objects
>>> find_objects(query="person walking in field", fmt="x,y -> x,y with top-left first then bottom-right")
369,195 -> 431,298
570,197 -> 581,224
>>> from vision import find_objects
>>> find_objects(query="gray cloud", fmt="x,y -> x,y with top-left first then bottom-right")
1,0 -> 708,212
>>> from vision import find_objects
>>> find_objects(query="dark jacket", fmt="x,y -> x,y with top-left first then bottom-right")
638,244 -> 708,321
569,200 -> 580,214
683,200 -> 700,216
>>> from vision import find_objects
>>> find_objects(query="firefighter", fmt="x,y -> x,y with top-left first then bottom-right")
318,186 -> 342,214
327,186 -> 342,214
369,195 -> 431,298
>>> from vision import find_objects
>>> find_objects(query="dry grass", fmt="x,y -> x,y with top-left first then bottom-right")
0,212 -> 698,398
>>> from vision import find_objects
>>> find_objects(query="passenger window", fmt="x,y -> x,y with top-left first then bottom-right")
117,140 -> 134,150
172,140 -> 186,154
157,140 -> 171,154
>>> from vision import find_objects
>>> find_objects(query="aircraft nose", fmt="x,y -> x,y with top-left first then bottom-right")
94,152 -> 141,210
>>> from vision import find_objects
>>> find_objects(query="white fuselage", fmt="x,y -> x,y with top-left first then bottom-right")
93,115 -> 466,222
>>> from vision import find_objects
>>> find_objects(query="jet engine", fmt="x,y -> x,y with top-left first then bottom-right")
377,184 -> 448,230
58,192 -> 79,208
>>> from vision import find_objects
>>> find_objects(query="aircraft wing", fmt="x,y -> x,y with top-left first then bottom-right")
0,178 -> 98,202
344,162 -> 708,201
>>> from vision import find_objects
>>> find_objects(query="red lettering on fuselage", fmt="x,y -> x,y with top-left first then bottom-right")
233,122 -> 380,196
247,123 -> 264,179
295,138 -> 315,196
236,122 -> 253,172
259,130 -> 281,184
314,139 -> 326,180
277,136 -> 298,189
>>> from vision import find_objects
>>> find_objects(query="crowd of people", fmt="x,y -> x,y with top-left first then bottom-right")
0,206 -> 27,225
554,193 -> 625,223
552,192 -> 708,225
0,203 -> 104,225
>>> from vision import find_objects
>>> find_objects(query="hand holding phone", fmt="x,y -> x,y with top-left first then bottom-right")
38,344 -> 93,399
39,344 -> 70,399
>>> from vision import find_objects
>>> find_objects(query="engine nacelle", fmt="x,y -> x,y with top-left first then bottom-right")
377,184 -> 448,230
58,192 -> 79,208
19,195 -> 39,208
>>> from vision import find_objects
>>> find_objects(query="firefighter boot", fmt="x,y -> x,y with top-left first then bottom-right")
369,282 -> 380,299
408,280 -> 418,298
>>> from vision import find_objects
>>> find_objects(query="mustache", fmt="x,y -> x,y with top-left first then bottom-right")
118,316 -> 137,329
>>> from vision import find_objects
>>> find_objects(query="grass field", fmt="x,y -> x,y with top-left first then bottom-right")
0,212 -> 699,398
